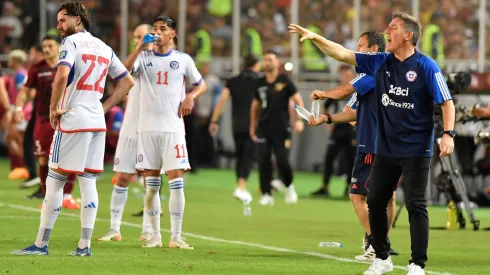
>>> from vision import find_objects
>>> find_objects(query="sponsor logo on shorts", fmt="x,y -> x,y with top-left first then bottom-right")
180,159 -> 187,164
114,158 -> 119,165
138,154 -> 143,162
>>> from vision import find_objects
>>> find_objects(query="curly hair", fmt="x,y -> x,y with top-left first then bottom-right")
58,1 -> 91,32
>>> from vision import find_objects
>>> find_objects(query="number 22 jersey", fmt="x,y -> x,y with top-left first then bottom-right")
57,30 -> 129,133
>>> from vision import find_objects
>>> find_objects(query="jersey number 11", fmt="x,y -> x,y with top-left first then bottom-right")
157,71 -> 169,85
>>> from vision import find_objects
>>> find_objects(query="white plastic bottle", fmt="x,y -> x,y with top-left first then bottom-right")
294,105 -> 311,121
311,100 -> 320,118
319,242 -> 343,248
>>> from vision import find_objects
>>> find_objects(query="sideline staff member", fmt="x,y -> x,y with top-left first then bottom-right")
250,50 -> 304,206
209,54 -> 261,203
290,12 -> 455,275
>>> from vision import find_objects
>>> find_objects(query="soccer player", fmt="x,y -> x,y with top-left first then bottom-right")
250,50 -> 304,206
14,35 -> 79,209
291,11 -> 455,275
308,32 -> 398,261
97,24 -> 155,243
12,1 -> 134,256
208,54 -> 260,204
124,15 -> 206,249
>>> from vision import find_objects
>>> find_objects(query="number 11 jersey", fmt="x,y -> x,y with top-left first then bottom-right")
57,30 -> 129,133
133,49 -> 202,134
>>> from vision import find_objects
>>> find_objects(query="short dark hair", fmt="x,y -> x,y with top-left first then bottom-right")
392,12 -> 421,46
58,1 -> 91,32
42,34 -> 61,44
360,31 -> 386,52
263,49 -> 278,57
31,43 -> 42,53
153,15 -> 177,30
244,54 -> 258,69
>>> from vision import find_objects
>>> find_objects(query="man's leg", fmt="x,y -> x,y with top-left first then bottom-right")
257,137 -> 274,205
312,143 -> 340,196
137,132 -> 163,247
233,133 -> 253,203
11,130 -> 90,255
401,157 -> 431,270
349,153 -> 374,261
271,131 -> 296,204
22,113 -> 38,186
363,155 -> 401,275
164,133 -> 192,249
387,192 -> 397,236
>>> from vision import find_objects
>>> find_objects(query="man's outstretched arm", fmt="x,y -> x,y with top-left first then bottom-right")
289,24 -> 357,66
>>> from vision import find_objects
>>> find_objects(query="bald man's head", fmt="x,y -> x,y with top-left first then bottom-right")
133,24 -> 152,46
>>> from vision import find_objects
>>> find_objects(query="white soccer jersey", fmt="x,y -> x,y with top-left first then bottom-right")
57,30 -> 128,133
118,76 -> 140,139
134,49 -> 203,134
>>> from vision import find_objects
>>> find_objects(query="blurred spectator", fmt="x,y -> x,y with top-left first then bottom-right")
0,1 -> 23,48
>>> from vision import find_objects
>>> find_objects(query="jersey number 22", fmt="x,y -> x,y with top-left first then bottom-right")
77,54 -> 109,94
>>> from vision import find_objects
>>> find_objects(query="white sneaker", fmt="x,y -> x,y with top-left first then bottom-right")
169,237 -> 193,250
363,257 -> 393,275
271,179 -> 286,192
407,263 -> 425,275
355,245 -> 376,261
97,229 -> 122,241
233,188 -> 252,203
259,194 -> 274,206
139,232 -> 152,242
285,184 -> 298,204
142,235 -> 162,248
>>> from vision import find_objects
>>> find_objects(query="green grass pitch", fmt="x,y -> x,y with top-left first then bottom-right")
0,161 -> 489,275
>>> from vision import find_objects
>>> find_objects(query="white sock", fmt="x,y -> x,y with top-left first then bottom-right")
77,172 -> 98,248
141,188 -> 155,234
145,176 -> 161,239
110,185 -> 128,232
169,178 -> 185,240
34,169 -> 66,247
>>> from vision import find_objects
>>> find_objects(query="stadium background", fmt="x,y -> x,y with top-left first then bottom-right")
0,1 -> 490,274
0,0 -> 489,202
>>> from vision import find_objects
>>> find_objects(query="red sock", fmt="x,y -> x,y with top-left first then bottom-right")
63,174 -> 76,195
39,165 -> 49,195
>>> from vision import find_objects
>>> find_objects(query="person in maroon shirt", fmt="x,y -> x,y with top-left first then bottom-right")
14,34 -> 79,210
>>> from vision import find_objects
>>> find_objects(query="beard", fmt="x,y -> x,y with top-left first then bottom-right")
60,26 -> 77,38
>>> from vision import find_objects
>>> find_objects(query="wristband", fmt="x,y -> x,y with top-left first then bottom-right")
326,114 -> 333,124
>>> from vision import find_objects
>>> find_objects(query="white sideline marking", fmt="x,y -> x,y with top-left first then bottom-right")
2,203 -> 454,275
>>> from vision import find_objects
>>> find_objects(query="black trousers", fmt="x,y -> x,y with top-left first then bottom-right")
257,131 -> 292,195
233,133 -> 255,181
23,110 -> 37,179
367,155 -> 430,268
323,140 -> 354,186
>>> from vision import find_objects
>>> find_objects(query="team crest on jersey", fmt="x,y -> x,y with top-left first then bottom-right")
59,50 -> 67,59
170,61 -> 179,69
405,71 -> 417,82
114,158 -> 119,165
138,154 -> 143,162
274,82 -> 285,92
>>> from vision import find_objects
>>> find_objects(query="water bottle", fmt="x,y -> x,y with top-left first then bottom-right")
311,100 -> 320,118
294,105 -> 311,121
319,242 -> 343,248
446,200 -> 457,230
243,203 -> 252,216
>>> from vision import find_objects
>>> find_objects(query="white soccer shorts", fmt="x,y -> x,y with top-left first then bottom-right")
113,136 -> 138,174
49,130 -> 106,174
136,132 -> 190,172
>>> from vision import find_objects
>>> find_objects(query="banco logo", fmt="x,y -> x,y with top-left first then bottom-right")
382,94 -> 390,106
388,85 -> 409,96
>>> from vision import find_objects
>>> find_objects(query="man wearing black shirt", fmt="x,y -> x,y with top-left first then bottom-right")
209,55 -> 260,204
250,50 -> 304,206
